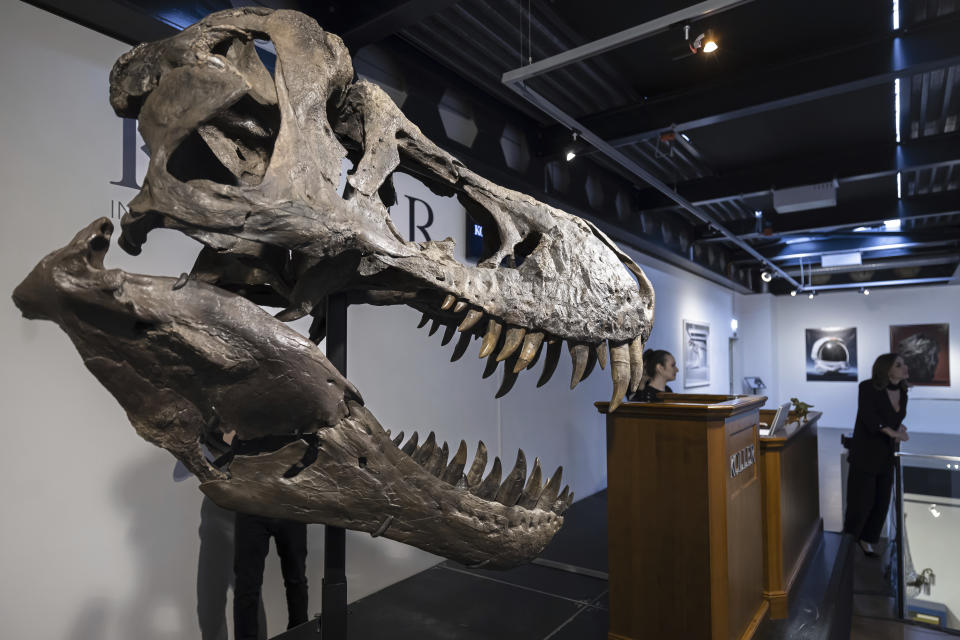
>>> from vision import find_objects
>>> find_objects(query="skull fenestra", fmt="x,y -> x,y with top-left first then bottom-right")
12,8 -> 654,568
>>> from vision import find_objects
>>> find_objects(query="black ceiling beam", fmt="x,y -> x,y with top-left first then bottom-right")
537,16 -> 960,156
24,0 -> 177,45
637,132 -> 960,208
757,233 -> 960,262
700,191 -> 960,238
340,0 -> 460,52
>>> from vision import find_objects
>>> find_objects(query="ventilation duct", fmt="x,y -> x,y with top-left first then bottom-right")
773,180 -> 838,213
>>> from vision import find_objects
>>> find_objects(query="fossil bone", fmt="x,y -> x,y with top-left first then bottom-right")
12,7 -> 654,569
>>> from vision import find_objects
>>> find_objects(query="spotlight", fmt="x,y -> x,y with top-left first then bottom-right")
564,131 -> 578,162
808,291 -> 816,299
684,25 -> 718,54
754,210 -> 763,218
703,39 -> 719,53
929,504 -> 942,518
760,270 -> 773,283
790,289 -> 798,297
862,288 -> 870,296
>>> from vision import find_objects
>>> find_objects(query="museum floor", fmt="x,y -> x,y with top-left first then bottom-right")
275,490 -> 957,640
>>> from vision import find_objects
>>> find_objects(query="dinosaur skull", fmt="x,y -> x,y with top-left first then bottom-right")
13,7 -> 654,568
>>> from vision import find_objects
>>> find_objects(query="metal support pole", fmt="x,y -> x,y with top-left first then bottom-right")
894,457 -> 905,620
321,293 -> 349,639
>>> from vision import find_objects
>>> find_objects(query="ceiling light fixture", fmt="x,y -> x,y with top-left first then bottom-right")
684,25 -> 718,54
862,288 -> 870,295
564,131 -> 578,162
790,289 -> 798,297
929,504 -> 941,518
760,270 -> 773,283
808,291 -> 817,299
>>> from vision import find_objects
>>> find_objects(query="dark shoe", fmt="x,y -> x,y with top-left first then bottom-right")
858,540 -> 880,557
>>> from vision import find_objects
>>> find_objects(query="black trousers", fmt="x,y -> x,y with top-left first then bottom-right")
843,464 -> 895,544
234,513 -> 309,640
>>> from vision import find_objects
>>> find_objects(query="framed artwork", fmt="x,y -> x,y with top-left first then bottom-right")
682,320 -> 710,388
805,327 -> 858,382
890,323 -> 950,386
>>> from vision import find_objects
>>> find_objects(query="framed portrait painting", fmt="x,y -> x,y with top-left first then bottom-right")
890,323 -> 950,386
683,320 -> 710,388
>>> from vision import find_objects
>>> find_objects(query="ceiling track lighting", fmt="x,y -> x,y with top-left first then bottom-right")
808,291 -> 817,299
684,24 -> 718,54
565,131 -> 578,162
760,270 -> 773,283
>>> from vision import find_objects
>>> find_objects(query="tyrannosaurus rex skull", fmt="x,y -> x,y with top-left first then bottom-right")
12,7 -> 654,568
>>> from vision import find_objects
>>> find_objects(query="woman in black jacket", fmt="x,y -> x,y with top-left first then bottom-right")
843,353 -> 910,556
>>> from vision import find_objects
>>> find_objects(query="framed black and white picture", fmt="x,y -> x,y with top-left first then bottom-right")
805,327 -> 858,382
683,319 -> 710,388
890,323 -> 950,386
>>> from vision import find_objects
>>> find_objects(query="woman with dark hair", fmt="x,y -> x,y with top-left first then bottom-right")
843,353 -> 910,557
629,349 -> 678,402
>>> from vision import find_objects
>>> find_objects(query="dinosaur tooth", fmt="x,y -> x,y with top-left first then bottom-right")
428,318 -> 442,336
453,300 -> 468,313
424,441 -> 448,477
441,440 -> 468,484
464,441 -> 487,488
481,349 -> 500,379
609,342 -> 631,412
450,331 -> 472,362
628,334 -> 645,394
478,319 -> 503,359
596,341 -> 608,370
413,431 -> 436,465
391,430 -> 404,447
581,346 -> 598,382
569,343 -> 589,389
554,486 -> 569,515
517,457 -> 543,509
401,431 -> 419,456
440,323 -> 457,346
472,456 -> 502,500
458,309 -> 483,332
536,467 -> 563,511
417,313 -> 430,329
496,327 -> 526,362
495,354 -> 521,398
172,272 -> 190,290
513,332 -> 544,373
494,450 -> 526,506
537,339 -> 563,387
440,294 -> 456,310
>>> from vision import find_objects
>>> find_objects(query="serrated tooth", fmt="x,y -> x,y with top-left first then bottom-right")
413,431 -> 436,465
596,342 -> 608,370
494,450 -> 526,506
417,313 -> 430,329
518,458 -> 543,509
450,331 -> 472,362
495,354 -> 521,398
609,342 -> 631,412
478,320 -> 503,359
496,327 -> 526,361
569,343 -> 589,389
424,441 -> 448,477
441,323 -> 457,346
581,347 -> 598,382
453,300 -> 468,313
428,318 -> 442,336
536,467 -> 563,511
554,486 -> 569,515
537,340 -> 563,387
465,441 -> 488,488
629,335 -> 645,394
472,457 -> 502,499
440,294 -> 456,310
401,431 -> 419,456
513,332 -> 544,373
458,309 -> 483,332
391,431 -> 404,447
441,440 -> 468,484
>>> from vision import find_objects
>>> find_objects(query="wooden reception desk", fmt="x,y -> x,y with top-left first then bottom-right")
597,394 -> 768,640
757,410 -> 822,619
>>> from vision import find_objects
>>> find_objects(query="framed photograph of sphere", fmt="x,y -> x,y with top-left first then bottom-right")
805,327 -> 858,382
890,324 -> 949,386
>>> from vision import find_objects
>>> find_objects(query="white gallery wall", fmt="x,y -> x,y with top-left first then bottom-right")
0,4 -> 738,639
